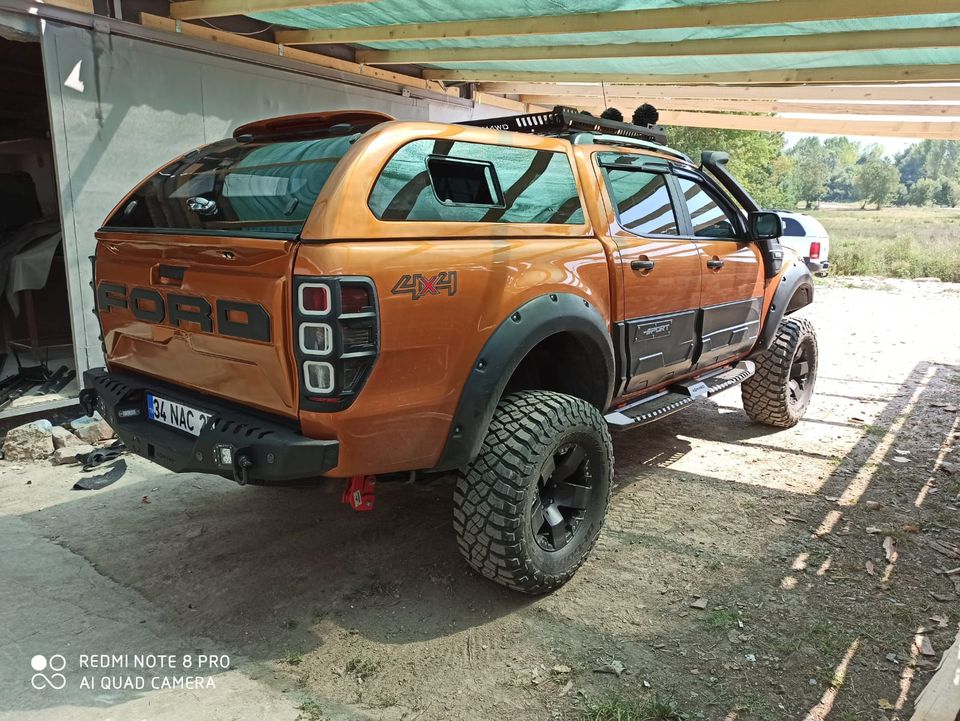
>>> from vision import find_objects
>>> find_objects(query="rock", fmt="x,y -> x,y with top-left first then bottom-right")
71,419 -> 113,443
690,597 -> 708,610
54,444 -> 95,465
940,461 -> 956,475
883,536 -> 897,562
594,660 -> 625,677
2,420 -> 54,461
916,636 -> 936,657
551,665 -> 571,675
70,412 -> 102,429
51,426 -> 85,449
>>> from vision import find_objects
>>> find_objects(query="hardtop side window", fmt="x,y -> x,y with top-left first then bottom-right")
104,134 -> 359,236
675,175 -> 742,240
599,156 -> 679,236
368,139 -> 585,224
426,156 -> 503,207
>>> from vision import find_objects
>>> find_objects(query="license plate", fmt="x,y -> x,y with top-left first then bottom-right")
146,393 -> 211,436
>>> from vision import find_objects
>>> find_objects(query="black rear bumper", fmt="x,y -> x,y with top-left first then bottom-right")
81,368 -> 338,484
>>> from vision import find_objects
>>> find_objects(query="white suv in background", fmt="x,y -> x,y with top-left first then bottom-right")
776,211 -> 830,276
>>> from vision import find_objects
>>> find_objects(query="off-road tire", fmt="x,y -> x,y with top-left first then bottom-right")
742,316 -> 818,428
453,391 -> 614,594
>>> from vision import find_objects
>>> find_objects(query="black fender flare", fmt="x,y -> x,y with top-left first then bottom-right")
753,260 -> 814,354
431,293 -> 615,472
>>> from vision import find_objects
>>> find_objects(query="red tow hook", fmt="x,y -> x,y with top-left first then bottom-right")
342,475 -> 376,512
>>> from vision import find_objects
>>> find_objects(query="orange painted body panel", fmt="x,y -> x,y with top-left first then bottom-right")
697,240 -> 764,306
294,238 -> 610,475
96,233 -> 301,418
93,116 -> 794,479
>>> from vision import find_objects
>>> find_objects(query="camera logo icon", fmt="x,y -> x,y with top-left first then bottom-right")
30,654 -> 67,690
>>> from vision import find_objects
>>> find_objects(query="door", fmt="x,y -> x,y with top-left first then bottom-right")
594,153 -> 702,395
672,172 -> 764,368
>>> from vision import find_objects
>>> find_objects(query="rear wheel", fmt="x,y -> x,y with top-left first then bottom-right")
742,316 -> 818,428
453,391 -> 613,594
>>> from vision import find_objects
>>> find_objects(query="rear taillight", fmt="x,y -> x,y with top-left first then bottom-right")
809,241 -> 821,260
293,277 -> 379,411
299,283 -> 330,314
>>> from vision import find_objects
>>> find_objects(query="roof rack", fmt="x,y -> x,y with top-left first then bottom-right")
460,106 -> 668,145
572,133 -> 692,164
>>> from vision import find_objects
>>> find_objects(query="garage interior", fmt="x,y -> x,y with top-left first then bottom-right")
0,33 -> 74,417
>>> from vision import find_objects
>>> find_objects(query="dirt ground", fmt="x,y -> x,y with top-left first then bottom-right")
1,277 -> 958,721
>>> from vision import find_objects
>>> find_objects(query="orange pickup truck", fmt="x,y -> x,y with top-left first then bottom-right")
82,107 -> 816,593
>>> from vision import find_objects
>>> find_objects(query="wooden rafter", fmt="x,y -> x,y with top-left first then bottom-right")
656,110 -> 960,139
477,83 -> 960,102
274,0 -> 948,46
518,96 -> 960,117
139,14 -> 457,96
169,0 -> 374,21
357,27 -> 958,66
422,65 -> 960,85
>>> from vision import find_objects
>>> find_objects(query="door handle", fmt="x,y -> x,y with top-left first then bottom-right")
706,258 -> 725,270
630,259 -> 656,271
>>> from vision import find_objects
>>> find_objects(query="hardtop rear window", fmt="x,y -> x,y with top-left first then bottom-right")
104,134 -> 359,237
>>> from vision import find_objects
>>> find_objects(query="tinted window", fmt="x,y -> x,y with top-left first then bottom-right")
105,134 -> 358,236
677,177 -> 740,239
369,139 -> 584,224
782,217 -> 806,237
426,157 -> 502,206
603,168 -> 678,235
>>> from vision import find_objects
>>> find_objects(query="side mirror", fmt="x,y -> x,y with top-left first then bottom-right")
750,211 -> 783,240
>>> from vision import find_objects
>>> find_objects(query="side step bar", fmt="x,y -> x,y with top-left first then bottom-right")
604,361 -> 755,429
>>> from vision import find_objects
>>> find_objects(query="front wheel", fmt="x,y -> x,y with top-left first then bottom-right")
453,391 -> 614,594
742,316 -> 818,428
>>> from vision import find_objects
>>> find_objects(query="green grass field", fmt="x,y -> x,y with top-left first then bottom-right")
807,204 -> 960,283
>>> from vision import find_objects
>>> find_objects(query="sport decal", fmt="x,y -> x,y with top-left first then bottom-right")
391,271 -> 458,301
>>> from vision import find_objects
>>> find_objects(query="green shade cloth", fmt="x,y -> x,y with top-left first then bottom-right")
251,1 -> 960,77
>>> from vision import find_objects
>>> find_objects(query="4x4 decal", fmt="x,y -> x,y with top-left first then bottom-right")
391,272 -> 458,300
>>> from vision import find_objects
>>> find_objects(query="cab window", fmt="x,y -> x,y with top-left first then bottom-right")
676,177 -> 741,239
602,167 -> 679,236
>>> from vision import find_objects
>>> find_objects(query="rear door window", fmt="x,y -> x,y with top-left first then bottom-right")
602,166 -> 679,236
368,139 -> 584,224
104,134 -> 359,237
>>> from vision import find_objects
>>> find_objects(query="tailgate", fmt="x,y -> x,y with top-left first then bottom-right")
95,234 -> 300,418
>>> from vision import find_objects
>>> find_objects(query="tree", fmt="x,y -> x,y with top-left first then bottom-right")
896,140 -> 960,183
667,126 -> 795,207
788,137 -> 830,209
854,159 -> 900,209
907,177 -> 939,206
823,137 -> 860,202
936,178 -> 960,207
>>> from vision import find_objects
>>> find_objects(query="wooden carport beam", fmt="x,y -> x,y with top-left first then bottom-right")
169,0 -> 374,21
657,110 -> 960,139
274,0 -> 947,46
518,96 -> 960,118
357,28 -> 959,66
423,65 -> 960,85
478,83 -> 960,102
